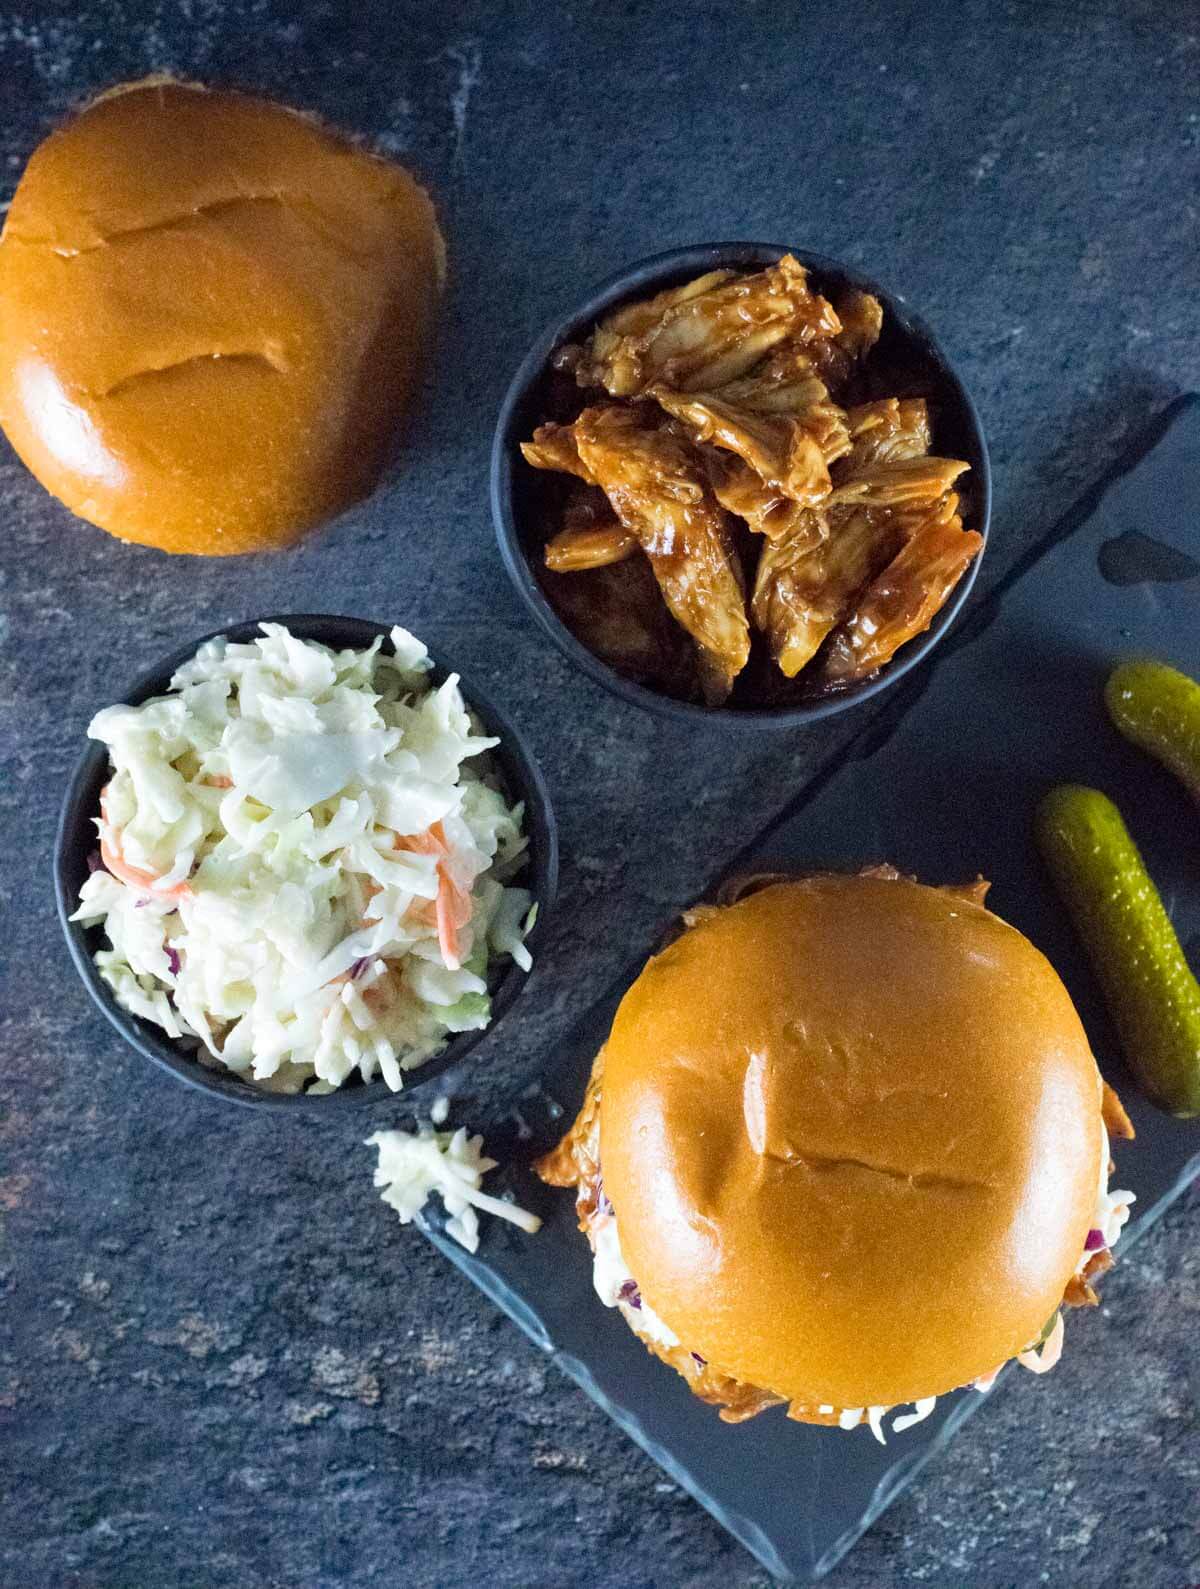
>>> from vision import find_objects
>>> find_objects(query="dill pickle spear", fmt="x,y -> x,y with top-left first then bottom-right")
1106,659 -> 1200,801
1037,785 -> 1200,1118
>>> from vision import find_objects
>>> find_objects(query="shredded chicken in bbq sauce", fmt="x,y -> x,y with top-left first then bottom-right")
576,254 -> 841,398
570,406 -> 750,704
521,256 -> 982,705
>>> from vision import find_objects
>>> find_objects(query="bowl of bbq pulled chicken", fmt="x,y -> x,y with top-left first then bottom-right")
493,244 -> 989,724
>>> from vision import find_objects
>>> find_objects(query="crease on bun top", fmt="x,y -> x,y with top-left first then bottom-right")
0,76 -> 445,555
538,868 -> 1135,1435
24,75 -> 447,285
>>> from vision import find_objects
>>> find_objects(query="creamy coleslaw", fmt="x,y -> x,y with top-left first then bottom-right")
72,623 -> 535,1093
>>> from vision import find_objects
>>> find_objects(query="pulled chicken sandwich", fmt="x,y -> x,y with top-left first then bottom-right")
536,870 -> 1133,1440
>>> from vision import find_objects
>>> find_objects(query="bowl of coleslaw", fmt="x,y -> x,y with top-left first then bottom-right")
54,616 -> 558,1109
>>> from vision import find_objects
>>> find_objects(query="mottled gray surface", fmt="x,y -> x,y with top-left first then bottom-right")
1,2 -> 1198,1585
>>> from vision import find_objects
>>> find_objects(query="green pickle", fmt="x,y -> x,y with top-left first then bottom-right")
1106,659 -> 1200,801
1037,785 -> 1200,1118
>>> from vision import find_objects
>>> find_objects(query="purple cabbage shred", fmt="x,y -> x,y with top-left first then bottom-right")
690,1352 -> 707,1367
617,1279 -> 642,1310
1084,1228 -> 1106,1251
165,945 -> 181,977
349,957 -> 371,981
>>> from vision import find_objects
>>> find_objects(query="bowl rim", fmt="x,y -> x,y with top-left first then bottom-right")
53,613 -> 559,1111
491,240 -> 992,729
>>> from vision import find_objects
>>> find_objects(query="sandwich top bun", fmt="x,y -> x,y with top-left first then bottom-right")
600,874 -> 1104,1409
0,78 -> 444,554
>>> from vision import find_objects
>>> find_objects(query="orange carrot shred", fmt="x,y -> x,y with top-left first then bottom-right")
394,823 -> 473,968
98,786 -> 193,901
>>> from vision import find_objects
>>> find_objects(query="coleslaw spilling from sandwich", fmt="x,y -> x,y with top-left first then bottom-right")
71,624 -> 534,1093
538,1059 -> 1135,1442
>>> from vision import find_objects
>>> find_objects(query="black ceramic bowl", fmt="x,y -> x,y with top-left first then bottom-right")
492,242 -> 991,728
54,615 -> 559,1111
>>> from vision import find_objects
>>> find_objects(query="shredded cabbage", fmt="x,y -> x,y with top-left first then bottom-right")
367,1126 -> 542,1253
72,624 -> 535,1093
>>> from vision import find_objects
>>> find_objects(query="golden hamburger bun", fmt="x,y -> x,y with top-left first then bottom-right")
599,874 -> 1106,1410
0,78 -> 444,554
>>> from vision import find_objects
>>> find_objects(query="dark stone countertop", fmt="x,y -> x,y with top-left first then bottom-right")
1,2 -> 1197,1585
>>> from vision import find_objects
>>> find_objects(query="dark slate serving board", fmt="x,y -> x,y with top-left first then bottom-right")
422,397 -> 1200,1582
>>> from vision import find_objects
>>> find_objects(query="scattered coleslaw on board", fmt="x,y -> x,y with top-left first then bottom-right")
71,623 -> 536,1094
367,1126 -> 542,1253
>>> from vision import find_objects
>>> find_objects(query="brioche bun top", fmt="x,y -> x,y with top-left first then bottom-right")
600,875 -> 1103,1408
0,78 -> 444,554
